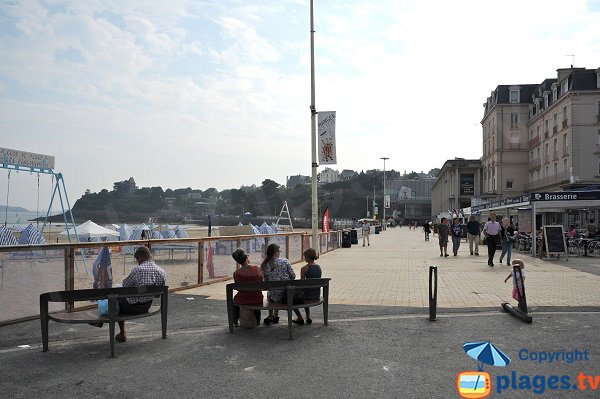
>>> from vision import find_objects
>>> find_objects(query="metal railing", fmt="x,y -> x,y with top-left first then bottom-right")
528,158 -> 541,170
0,230 -> 342,324
524,171 -> 570,190
528,135 -> 540,147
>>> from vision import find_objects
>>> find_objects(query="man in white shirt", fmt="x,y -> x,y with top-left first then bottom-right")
483,213 -> 501,267
362,221 -> 371,246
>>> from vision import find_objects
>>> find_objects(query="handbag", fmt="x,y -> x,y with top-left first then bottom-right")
97,299 -> 119,316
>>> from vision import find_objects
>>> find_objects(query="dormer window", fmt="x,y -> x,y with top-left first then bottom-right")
544,93 -> 549,108
552,86 -> 557,101
509,87 -> 520,103
561,80 -> 568,95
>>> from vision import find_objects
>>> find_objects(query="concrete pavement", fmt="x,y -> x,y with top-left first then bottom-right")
180,227 -> 600,309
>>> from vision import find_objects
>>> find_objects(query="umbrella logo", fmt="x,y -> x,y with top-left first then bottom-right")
457,341 -> 511,399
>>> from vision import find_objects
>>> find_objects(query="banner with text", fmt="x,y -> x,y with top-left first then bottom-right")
318,111 -> 337,165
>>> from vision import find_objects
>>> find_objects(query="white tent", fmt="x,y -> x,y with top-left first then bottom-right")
60,220 -> 120,240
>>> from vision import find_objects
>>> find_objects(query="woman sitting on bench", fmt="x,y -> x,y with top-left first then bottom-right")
261,243 -> 296,325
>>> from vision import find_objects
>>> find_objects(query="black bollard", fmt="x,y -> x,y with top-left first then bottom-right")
429,266 -> 437,321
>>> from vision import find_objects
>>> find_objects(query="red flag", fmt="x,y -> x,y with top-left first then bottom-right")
322,207 -> 330,233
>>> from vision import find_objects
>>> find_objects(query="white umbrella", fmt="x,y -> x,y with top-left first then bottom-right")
60,220 -> 120,239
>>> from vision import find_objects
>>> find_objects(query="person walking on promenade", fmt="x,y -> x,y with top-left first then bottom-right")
450,217 -> 463,256
423,221 -> 431,241
499,218 -> 515,266
231,248 -> 263,327
504,259 -> 525,303
437,218 -> 449,257
261,243 -> 296,325
483,213 -> 501,267
117,246 -> 166,343
466,215 -> 480,256
294,248 -> 322,325
362,220 -> 371,246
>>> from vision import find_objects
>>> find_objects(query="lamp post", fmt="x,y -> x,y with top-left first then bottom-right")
381,157 -> 389,230
309,0 -> 319,250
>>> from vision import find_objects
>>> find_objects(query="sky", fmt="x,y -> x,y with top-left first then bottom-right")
1,0 -> 600,211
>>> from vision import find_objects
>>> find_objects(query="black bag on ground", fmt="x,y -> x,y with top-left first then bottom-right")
281,288 -> 305,304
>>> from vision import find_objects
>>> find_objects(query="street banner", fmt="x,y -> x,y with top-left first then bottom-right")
318,111 -> 337,164
322,207 -> 330,233
384,195 -> 391,209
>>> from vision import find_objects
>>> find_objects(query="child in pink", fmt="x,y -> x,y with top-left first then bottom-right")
504,259 -> 525,301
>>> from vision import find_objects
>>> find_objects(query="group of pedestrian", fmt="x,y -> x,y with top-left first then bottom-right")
231,243 -> 323,327
434,213 -> 518,267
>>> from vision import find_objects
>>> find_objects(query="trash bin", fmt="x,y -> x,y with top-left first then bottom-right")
350,229 -> 358,244
375,226 -> 381,234
342,230 -> 351,248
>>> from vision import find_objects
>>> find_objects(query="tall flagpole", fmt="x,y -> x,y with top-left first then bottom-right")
310,0 -> 319,250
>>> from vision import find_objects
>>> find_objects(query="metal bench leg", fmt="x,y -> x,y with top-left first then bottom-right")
40,298 -> 49,352
323,286 -> 329,325
109,321 -> 115,358
161,292 -> 168,339
288,308 -> 293,340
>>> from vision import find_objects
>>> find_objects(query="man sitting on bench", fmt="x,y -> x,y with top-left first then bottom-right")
116,246 -> 166,342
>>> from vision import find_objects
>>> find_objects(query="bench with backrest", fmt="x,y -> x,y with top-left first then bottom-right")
40,285 -> 168,358
226,278 -> 330,339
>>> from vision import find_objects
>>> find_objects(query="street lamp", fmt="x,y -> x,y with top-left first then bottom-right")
381,157 -> 389,230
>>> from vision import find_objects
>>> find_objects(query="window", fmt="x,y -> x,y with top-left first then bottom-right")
509,89 -> 520,103
544,94 -> 549,108
564,133 -> 568,149
563,159 -> 568,172
530,150 -> 533,160
545,143 -> 549,157
563,106 -> 567,121
529,129 -> 533,139
545,120 -> 549,132
562,80 -> 568,94
537,126 -> 540,136
510,113 -> 519,128
554,163 -> 558,176
553,138 -> 557,153
545,165 -> 549,177
553,113 -> 557,127
552,86 -> 558,101
506,180 -> 513,189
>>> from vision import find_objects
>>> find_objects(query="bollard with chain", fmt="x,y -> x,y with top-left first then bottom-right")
429,266 -> 437,321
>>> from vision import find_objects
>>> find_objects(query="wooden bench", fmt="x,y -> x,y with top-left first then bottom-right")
226,278 -> 330,339
40,285 -> 168,358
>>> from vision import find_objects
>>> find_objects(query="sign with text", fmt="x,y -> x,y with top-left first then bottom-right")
384,195 -> 390,209
531,191 -> 600,201
459,174 -> 475,196
318,111 -> 337,165
1,147 -> 55,169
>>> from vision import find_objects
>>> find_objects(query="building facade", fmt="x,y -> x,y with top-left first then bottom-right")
482,67 -> 600,197
431,159 -> 483,219
318,167 -> 340,184
386,177 -> 437,223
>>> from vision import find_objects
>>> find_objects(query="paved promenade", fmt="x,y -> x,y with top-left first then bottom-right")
180,227 -> 600,309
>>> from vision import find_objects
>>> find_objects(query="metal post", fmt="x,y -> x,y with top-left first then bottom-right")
515,265 -> 528,313
309,0 -> 319,251
381,157 -> 388,230
428,266 -> 437,321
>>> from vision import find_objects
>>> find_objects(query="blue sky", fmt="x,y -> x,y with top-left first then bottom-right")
1,0 -> 600,211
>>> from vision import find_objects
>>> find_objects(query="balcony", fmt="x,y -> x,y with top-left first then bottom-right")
528,158 -> 541,170
528,135 -> 540,147
524,171 -> 571,191
562,119 -> 568,128
553,126 -> 558,134
552,151 -> 559,161
508,143 -> 520,150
